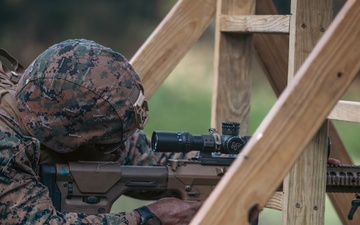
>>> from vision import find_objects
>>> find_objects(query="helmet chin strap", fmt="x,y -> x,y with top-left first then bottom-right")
133,90 -> 149,129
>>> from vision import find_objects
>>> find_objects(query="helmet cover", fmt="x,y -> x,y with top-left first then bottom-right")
15,39 -> 147,153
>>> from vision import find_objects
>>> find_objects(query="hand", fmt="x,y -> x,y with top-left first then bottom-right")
147,198 -> 202,225
327,157 -> 340,165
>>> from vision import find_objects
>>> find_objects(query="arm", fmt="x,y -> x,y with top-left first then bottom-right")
0,125 -> 201,225
0,117 -> 139,225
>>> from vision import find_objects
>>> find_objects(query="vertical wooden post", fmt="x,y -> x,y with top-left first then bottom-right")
282,0 -> 334,224
255,0 -> 360,223
211,0 -> 255,134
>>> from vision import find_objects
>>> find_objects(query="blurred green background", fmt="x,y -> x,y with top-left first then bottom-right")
1,0 -> 359,224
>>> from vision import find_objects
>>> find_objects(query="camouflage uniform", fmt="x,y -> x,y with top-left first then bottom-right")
0,39 -> 164,224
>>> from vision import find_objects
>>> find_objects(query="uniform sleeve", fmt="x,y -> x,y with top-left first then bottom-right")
0,116 -> 139,225
121,129 -> 167,166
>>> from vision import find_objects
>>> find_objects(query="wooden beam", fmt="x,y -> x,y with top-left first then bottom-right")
253,1 -> 289,97
211,0 -> 255,134
130,0 -> 216,99
329,100 -> 360,123
282,0 -> 334,224
219,15 -> 290,34
191,1 -> 360,224
255,0 -> 360,224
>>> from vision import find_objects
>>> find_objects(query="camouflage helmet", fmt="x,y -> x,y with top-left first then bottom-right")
15,39 -> 149,153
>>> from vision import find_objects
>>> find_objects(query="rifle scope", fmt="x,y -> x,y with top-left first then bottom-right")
151,122 -> 251,154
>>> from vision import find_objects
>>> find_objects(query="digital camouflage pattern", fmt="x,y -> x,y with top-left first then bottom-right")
15,39 -> 145,153
122,129 -> 173,166
0,39 -> 187,225
0,39 -> 163,224
0,108 -> 152,224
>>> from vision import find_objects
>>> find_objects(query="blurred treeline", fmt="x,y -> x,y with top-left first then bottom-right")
0,0 -> 289,64
0,0 -> 177,64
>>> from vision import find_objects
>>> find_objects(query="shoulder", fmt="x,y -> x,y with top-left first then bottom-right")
0,110 -> 40,175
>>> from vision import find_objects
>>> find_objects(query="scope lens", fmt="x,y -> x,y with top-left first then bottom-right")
151,132 -> 159,151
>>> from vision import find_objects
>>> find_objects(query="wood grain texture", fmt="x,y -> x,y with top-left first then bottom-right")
282,124 -> 328,225
254,0 -> 289,97
328,100 -> 360,123
211,0 -> 255,135
130,0 -> 216,98
219,15 -> 290,33
282,0 -> 333,224
255,0 -> 360,224
191,1 -> 360,224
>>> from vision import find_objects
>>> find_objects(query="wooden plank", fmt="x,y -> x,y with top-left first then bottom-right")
254,0 -> 289,97
282,0 -> 334,224
282,124 -> 328,225
211,0 -> 255,135
251,2 -> 287,214
130,0 -> 216,99
219,15 -> 290,34
328,100 -> 360,123
255,0 -> 360,223
191,1 -> 360,224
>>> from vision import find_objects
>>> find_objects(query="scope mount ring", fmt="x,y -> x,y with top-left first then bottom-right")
209,128 -> 222,152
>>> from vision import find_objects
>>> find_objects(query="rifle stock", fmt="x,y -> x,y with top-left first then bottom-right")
41,161 -> 360,215
40,160 -> 226,215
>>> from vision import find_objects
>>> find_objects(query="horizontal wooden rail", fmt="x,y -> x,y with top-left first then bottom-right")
328,100 -> 360,123
219,15 -> 290,33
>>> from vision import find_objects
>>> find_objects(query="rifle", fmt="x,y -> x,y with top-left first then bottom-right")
40,122 -> 360,220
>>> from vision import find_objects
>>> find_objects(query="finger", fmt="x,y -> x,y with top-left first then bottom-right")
327,158 -> 340,165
